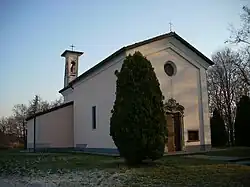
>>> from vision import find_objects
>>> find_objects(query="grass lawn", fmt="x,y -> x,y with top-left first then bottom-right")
204,147 -> 250,158
0,150 -> 250,186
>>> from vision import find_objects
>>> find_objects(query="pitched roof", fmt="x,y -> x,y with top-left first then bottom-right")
61,50 -> 83,57
59,32 -> 214,93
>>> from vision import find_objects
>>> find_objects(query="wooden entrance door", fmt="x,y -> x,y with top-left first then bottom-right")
173,113 -> 182,151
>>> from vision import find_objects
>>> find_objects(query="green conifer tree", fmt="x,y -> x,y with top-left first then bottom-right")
110,51 -> 167,164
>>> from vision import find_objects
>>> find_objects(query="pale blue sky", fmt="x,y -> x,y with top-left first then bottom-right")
0,0 -> 248,117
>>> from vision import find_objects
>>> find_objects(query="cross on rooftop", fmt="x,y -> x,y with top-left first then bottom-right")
70,44 -> 75,51
169,22 -> 173,32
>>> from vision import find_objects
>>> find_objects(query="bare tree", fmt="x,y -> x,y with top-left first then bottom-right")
0,116 -> 17,147
226,5 -> 250,89
207,48 -> 244,145
235,48 -> 250,88
27,95 -> 40,117
26,95 -> 63,116
12,104 -> 28,147
39,100 -> 50,112
50,96 -> 64,107
227,6 -> 250,45
0,116 -> 17,136
4,116 -> 18,135
0,117 -> 8,133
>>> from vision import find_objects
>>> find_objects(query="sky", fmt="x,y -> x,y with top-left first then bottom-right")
0,0 -> 249,117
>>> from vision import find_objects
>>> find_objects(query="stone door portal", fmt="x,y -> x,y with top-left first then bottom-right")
164,98 -> 184,152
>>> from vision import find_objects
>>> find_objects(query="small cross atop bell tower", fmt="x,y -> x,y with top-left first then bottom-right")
61,47 -> 83,87
70,44 -> 75,51
169,22 -> 173,32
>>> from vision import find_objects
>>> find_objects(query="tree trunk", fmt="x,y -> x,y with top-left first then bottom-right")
227,110 -> 234,146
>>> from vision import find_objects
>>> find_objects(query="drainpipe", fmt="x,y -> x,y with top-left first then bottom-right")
33,116 -> 36,153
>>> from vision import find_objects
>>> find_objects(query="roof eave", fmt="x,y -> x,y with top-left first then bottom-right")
172,33 -> 214,65
61,50 -> 83,57
26,101 -> 74,121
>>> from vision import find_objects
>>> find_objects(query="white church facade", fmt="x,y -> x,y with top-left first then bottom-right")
27,32 -> 213,154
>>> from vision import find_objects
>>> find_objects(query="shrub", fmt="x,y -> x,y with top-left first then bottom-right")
110,51 -> 167,164
210,108 -> 227,147
235,95 -> 250,146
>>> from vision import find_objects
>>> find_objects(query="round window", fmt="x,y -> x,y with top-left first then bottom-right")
164,61 -> 176,76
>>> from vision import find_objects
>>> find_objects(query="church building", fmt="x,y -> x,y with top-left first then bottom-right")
27,32 -> 213,154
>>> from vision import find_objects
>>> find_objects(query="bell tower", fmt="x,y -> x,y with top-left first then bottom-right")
61,47 -> 83,87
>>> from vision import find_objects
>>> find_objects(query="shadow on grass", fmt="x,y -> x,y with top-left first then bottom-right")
97,155 -> 226,171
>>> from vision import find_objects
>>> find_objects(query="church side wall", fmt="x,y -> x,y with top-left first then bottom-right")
70,54 -> 125,153
27,120 -> 34,148
27,104 -> 74,149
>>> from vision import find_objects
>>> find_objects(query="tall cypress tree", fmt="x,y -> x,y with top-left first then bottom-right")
110,51 -> 167,164
210,109 -> 227,147
235,95 -> 250,146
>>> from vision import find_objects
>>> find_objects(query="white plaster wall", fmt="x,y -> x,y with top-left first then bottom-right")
27,119 -> 34,148
61,35 -> 212,149
70,54 -> 125,149
170,37 -> 212,146
62,89 -> 74,102
200,68 -> 211,145
127,37 -> 211,147
26,104 -> 74,148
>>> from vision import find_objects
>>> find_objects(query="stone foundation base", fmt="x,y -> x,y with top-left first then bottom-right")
27,147 -> 119,155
